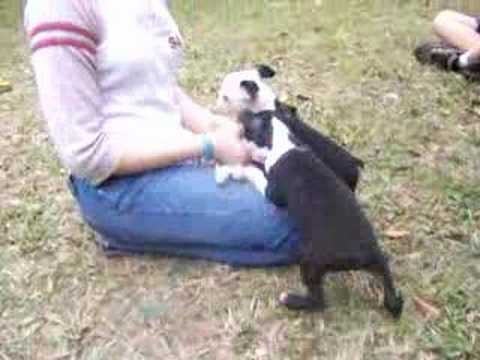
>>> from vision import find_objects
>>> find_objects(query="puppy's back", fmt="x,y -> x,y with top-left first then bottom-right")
268,148 -> 378,264
274,101 -> 364,191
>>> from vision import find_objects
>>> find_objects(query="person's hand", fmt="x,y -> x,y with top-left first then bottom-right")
206,113 -> 268,164
246,141 -> 268,163
207,112 -> 239,131
208,120 -> 250,165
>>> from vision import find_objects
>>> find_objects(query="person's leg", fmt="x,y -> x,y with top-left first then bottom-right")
68,161 -> 301,267
433,10 -> 480,50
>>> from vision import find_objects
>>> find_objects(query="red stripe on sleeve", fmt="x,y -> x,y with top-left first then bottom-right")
31,38 -> 97,56
29,22 -> 98,44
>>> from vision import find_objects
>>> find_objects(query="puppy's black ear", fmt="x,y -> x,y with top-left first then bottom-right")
240,80 -> 259,99
257,64 -> 276,79
283,101 -> 298,114
274,100 -> 298,120
286,104 -> 298,116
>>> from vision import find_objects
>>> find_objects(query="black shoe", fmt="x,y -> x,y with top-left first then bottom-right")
414,41 -> 462,71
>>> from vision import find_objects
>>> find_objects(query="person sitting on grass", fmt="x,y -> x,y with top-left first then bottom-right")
24,0 -> 301,266
414,9 -> 480,78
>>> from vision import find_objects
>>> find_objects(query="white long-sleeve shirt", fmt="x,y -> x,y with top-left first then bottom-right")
25,0 -> 185,184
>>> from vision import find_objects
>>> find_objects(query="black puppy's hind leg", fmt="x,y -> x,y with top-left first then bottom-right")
279,263 -> 326,311
370,255 -> 404,319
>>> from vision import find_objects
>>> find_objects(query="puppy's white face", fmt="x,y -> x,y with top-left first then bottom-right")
216,68 -> 277,118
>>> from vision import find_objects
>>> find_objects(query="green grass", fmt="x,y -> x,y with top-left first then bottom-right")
1,0 -> 480,359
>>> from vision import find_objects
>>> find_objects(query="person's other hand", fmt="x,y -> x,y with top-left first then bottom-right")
246,141 -> 268,163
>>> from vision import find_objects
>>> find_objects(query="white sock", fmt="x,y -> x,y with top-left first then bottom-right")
458,52 -> 471,68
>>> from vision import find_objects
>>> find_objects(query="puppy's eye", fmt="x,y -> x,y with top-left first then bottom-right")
222,95 -> 230,103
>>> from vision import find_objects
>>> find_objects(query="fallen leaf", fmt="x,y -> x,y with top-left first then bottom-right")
297,94 -> 311,101
414,296 -> 441,320
385,229 -> 409,239
407,149 -> 421,157
0,80 -> 13,94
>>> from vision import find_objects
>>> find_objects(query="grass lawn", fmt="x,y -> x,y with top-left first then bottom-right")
1,0 -> 479,359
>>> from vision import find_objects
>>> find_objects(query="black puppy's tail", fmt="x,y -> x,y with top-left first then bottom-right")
374,255 -> 403,319
355,158 -> 365,169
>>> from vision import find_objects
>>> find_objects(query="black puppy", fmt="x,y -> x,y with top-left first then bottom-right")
274,100 -> 364,192
266,147 -> 403,318
240,110 -> 403,318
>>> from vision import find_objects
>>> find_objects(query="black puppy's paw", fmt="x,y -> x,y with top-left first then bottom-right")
266,182 -> 287,207
279,291 -> 325,311
385,289 -> 404,319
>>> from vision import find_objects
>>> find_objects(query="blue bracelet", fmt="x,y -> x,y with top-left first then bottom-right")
201,134 -> 215,162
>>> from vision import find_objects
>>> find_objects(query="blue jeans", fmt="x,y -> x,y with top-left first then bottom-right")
68,161 -> 301,267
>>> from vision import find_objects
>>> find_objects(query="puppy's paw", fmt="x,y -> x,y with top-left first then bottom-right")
279,291 -> 324,311
243,166 -> 267,195
279,291 -> 290,304
215,165 -> 230,185
229,165 -> 246,181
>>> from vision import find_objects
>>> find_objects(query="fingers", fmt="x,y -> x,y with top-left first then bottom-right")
245,141 -> 268,163
209,114 -> 272,164
252,148 -> 268,163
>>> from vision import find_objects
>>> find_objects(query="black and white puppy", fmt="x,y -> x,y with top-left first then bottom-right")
241,110 -> 403,319
217,65 -> 364,192
214,65 -> 286,194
